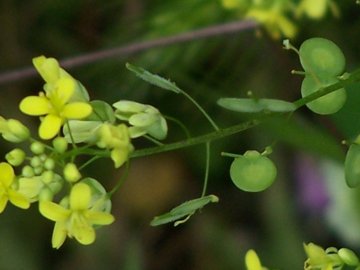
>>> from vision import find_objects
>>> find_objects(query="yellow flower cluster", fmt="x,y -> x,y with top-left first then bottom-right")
0,56 -> 168,248
220,0 -> 339,39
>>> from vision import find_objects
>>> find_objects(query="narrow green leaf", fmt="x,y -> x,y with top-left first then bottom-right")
170,195 -> 219,216
217,98 -> 296,113
217,98 -> 263,112
126,63 -> 181,93
150,194 -> 219,226
259,99 -> 296,112
150,212 -> 188,227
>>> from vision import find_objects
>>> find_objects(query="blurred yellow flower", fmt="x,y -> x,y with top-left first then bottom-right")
19,77 -> 92,139
245,249 -> 267,270
39,182 -> 114,249
97,123 -> 133,168
0,162 -> 30,213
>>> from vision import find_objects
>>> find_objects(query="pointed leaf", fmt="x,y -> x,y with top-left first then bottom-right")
126,63 -> 181,93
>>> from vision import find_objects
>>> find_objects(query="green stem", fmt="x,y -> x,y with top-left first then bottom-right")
180,89 -> 220,131
143,134 -> 164,146
164,115 -> 191,138
201,142 -> 211,197
78,156 -> 101,170
66,68 -> 360,160
108,161 -> 130,197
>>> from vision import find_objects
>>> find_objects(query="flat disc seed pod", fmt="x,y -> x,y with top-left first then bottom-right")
344,144 -> 360,188
299,37 -> 346,76
301,76 -> 346,115
229,151 -> 277,192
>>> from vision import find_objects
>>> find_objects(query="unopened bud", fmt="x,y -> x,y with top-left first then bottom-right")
30,141 -> 45,154
64,163 -> 81,182
5,148 -> 26,166
53,137 -> 68,153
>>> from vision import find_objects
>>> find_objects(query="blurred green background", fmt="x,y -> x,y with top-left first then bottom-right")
1,0 -> 360,269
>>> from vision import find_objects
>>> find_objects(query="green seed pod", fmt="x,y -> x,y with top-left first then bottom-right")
30,141 -> 45,155
229,150 -> 277,192
344,144 -> 360,188
299,37 -> 346,76
338,248 -> 359,266
301,75 -> 346,115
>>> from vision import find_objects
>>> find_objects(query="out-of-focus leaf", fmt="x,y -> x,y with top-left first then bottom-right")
126,63 -> 181,93
217,98 -> 296,113
150,195 -> 219,226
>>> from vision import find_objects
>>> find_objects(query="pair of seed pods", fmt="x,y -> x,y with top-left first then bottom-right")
230,38 -> 347,192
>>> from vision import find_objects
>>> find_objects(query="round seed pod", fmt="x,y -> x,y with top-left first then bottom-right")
345,144 -> 360,188
301,75 -> 346,115
229,151 -> 277,192
299,37 -> 345,76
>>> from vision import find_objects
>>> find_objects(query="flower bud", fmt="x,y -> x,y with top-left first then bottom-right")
52,137 -> 68,153
22,165 -> 34,177
30,141 -> 45,154
338,248 -> 359,266
44,158 -> 55,170
0,118 -> 30,143
5,148 -> 26,166
38,187 -> 53,202
41,170 -> 54,184
64,163 -> 81,182
30,156 -> 42,168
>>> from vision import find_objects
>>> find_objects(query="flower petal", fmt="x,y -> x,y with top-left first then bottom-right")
18,177 -> 44,200
86,211 -> 115,225
51,77 -> 76,104
8,189 -> 30,209
33,56 -> 60,84
70,183 -> 91,210
52,221 -> 68,249
62,103 -> 92,119
19,96 -> 51,115
245,249 -> 263,270
0,196 -> 8,213
39,114 -> 63,140
73,223 -> 95,245
0,162 -> 14,187
39,201 -> 70,221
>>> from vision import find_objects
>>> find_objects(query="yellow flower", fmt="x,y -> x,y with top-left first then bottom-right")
303,243 -> 334,270
0,162 -> 30,213
97,123 -> 133,168
19,77 -> 92,140
246,7 -> 297,39
245,249 -> 267,270
39,182 -> 114,249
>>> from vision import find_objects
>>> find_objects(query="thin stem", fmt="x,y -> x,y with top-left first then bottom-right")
0,20 -> 257,85
201,142 -> 211,197
164,115 -> 191,139
108,161 -> 130,197
143,134 -> 164,146
78,156 -> 101,171
180,89 -> 220,131
65,121 -> 77,149
221,152 -> 241,158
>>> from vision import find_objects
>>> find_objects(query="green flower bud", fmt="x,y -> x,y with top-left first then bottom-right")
38,187 -> 53,202
0,117 -> 30,143
52,137 -> 68,153
44,158 -> 55,170
338,248 -> 359,266
30,156 -> 42,168
5,148 -> 26,166
63,163 -> 81,182
30,141 -> 45,154
33,166 -> 43,175
22,165 -> 34,177
39,154 -> 47,162
41,170 -> 54,184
